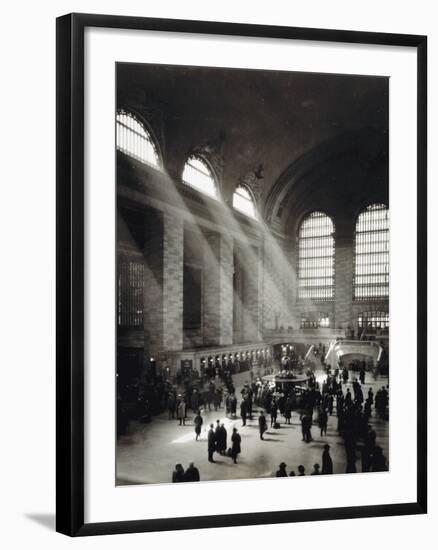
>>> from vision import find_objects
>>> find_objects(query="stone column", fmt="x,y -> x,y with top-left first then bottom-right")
143,211 -> 183,360
203,231 -> 234,346
242,245 -> 261,342
334,232 -> 354,329
162,212 -> 184,351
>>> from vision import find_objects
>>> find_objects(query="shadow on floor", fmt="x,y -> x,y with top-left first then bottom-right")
25,513 -> 55,531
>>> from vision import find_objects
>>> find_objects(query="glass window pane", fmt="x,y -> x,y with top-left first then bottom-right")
116,110 -> 161,169
182,155 -> 217,199
233,185 -> 257,218
354,204 -> 389,299
298,211 -> 334,301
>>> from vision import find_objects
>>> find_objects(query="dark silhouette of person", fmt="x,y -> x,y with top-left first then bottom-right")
276,462 -> 288,477
231,427 -> 241,464
240,399 -> 248,426
207,424 -> 216,463
318,408 -> 328,437
216,423 -> 227,455
270,402 -> 278,427
184,462 -> 200,482
311,463 -> 321,475
259,411 -> 267,440
322,444 -> 333,474
298,465 -> 305,476
194,410 -> 203,441
301,412 -> 312,442
172,464 -> 185,482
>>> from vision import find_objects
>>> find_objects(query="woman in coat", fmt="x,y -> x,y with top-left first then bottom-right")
230,427 -> 241,464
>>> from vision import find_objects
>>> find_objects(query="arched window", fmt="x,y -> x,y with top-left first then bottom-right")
116,110 -> 161,168
298,211 -> 335,301
233,185 -> 257,219
182,155 -> 217,199
354,203 -> 389,299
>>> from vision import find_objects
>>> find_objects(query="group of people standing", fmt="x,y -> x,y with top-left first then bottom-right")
207,422 -> 241,464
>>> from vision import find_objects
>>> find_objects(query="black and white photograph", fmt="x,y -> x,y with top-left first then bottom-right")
116,63 -> 390,486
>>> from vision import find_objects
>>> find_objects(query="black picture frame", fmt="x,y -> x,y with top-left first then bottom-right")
56,12 -> 427,537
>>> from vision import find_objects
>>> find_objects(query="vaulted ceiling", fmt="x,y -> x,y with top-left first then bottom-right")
117,63 -> 388,229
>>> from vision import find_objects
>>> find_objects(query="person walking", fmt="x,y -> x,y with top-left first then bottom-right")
270,401 -> 278,427
231,427 -> 241,464
177,398 -> 186,426
258,411 -> 267,440
194,410 -> 203,441
230,393 -> 237,418
318,408 -> 328,437
240,398 -> 248,427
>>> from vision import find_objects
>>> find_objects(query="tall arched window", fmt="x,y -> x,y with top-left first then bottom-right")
298,211 -> 335,301
116,110 -> 161,168
354,203 -> 389,299
233,185 -> 257,219
182,155 -> 218,199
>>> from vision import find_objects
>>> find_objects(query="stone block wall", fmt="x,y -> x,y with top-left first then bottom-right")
162,213 -> 184,350
334,234 -> 354,329
203,232 -> 234,346
262,235 -> 295,331
143,211 -> 184,359
242,245 -> 261,342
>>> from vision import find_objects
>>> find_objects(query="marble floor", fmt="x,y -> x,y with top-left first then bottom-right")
116,369 -> 389,485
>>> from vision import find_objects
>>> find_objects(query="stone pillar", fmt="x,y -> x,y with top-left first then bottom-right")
233,252 -> 244,344
334,232 -> 354,329
143,211 -> 183,360
262,236 -> 293,331
203,231 -> 234,346
143,215 -> 164,360
242,246 -> 261,342
162,213 -> 184,351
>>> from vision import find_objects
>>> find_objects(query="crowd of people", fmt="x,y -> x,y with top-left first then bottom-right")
272,362 -> 389,477
166,354 -> 389,482
120,341 -> 389,483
